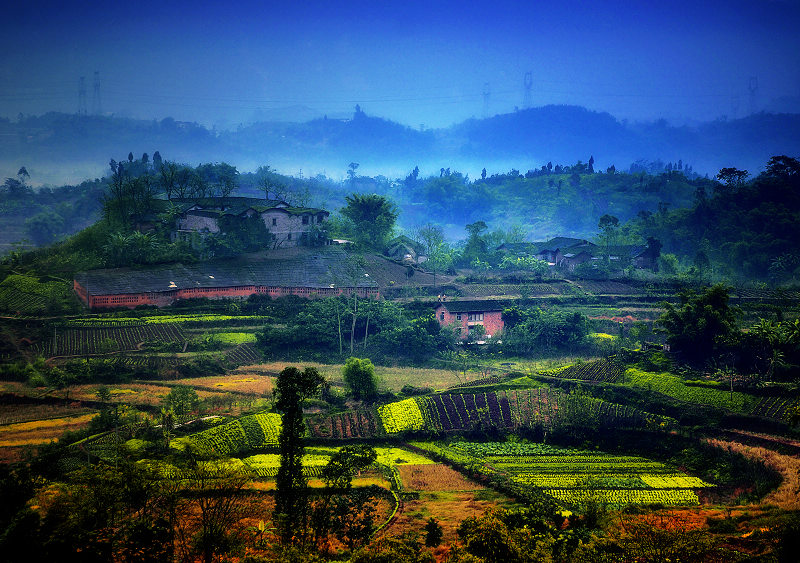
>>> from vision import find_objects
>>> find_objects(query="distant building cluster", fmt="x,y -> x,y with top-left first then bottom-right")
497,237 -> 658,272
166,197 -> 329,248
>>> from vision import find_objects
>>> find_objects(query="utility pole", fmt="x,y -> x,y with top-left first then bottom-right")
482,82 -> 490,119
78,76 -> 87,116
92,71 -> 102,115
748,76 -> 758,115
523,72 -> 533,109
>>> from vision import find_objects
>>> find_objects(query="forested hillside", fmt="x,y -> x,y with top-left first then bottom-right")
3,106 -> 800,185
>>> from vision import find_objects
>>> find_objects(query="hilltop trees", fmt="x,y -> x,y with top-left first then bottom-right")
340,193 -> 398,250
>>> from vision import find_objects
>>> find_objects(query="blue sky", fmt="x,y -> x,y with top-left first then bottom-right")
2,0 -> 799,128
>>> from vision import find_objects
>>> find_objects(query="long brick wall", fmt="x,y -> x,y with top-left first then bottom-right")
74,280 -> 379,309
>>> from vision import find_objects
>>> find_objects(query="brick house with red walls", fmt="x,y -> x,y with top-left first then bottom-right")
434,300 -> 505,341
74,248 -> 378,309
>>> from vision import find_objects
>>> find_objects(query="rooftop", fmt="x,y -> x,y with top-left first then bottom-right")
75,247 -> 378,296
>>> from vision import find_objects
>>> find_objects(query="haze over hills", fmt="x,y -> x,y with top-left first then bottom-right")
2,105 -> 799,185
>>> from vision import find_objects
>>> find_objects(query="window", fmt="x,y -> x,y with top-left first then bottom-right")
302,215 -> 309,225
467,312 -> 484,322
440,312 -> 445,321
456,313 -> 462,321
287,232 -> 292,241
272,218 -> 277,226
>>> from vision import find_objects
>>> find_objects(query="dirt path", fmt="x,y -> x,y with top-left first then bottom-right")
706,438 -> 800,510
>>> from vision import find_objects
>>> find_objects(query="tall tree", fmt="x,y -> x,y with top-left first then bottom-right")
657,284 -> 740,366
274,366 -> 324,543
340,193 -> 398,250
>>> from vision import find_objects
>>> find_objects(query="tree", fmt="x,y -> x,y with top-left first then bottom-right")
342,357 -> 378,402
340,193 -> 398,250
424,517 -> 443,547
162,385 -> 200,416
275,366 -> 324,543
417,223 -> 450,287
462,221 -> 488,266
716,167 -> 749,189
657,284 -> 740,366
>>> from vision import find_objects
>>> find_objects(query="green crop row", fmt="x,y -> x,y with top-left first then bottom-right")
172,412 -> 281,456
625,368 -> 755,412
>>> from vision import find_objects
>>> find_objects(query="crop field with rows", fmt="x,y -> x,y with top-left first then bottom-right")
306,408 -> 382,439
64,314 -> 271,328
172,412 -> 282,456
306,389 -> 673,441
750,395 -> 800,421
0,275 -> 75,314
625,368 -> 755,412
538,358 -> 625,383
32,324 -> 186,357
410,441 -> 712,508
223,343 -> 264,366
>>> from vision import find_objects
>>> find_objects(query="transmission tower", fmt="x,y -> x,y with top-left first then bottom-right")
523,72 -> 533,109
92,71 -> 102,115
78,76 -> 87,115
748,76 -> 758,115
482,82 -> 490,118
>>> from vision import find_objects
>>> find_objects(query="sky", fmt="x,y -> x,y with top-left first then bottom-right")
2,0 -> 800,129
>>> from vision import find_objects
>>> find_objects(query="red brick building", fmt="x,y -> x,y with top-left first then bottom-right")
74,249 -> 378,309
434,300 -> 505,341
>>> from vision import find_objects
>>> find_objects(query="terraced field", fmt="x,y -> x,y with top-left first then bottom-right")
409,441 -> 713,508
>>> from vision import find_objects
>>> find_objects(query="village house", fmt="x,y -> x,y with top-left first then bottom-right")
169,197 -> 329,248
73,248 -> 378,309
434,300 -> 505,341
384,235 -> 428,265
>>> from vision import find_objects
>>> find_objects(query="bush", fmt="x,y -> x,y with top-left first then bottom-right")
342,357 -> 379,402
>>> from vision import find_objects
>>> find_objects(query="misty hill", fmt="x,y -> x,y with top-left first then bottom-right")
3,106 -> 800,184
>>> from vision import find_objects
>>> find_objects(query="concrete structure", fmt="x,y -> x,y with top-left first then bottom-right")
434,300 -> 505,341
74,248 -> 378,309
169,197 -> 329,248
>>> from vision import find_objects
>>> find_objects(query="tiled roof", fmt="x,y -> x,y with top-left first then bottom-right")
75,249 -> 377,296
434,300 -> 506,313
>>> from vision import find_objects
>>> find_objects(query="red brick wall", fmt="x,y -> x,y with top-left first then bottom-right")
435,305 -> 504,340
79,283 -> 380,309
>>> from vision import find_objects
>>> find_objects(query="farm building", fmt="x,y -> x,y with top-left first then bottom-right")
74,248 -> 379,309
168,197 -> 329,248
434,299 -> 504,341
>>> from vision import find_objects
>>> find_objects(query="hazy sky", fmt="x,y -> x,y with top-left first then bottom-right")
2,0 -> 799,129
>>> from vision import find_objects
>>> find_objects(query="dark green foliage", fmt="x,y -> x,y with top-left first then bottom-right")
502,306 -> 589,355
424,517 -> 443,547
275,366 -> 324,542
162,385 -> 201,416
342,357 -> 379,402
634,156 -> 800,281
206,214 -> 273,258
340,193 -> 398,250
657,284 -> 740,366
321,445 -> 377,490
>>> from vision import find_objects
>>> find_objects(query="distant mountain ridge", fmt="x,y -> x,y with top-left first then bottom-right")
2,105 -> 799,184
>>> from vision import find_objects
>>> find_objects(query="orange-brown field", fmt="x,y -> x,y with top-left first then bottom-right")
0,412 -> 97,462
50,383 -> 225,406
170,373 -> 275,395
397,464 -> 486,492
241,361 -> 468,392
388,489 -> 519,546
0,401 -> 93,425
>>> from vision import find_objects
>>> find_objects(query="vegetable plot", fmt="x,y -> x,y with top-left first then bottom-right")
410,441 -> 713,508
